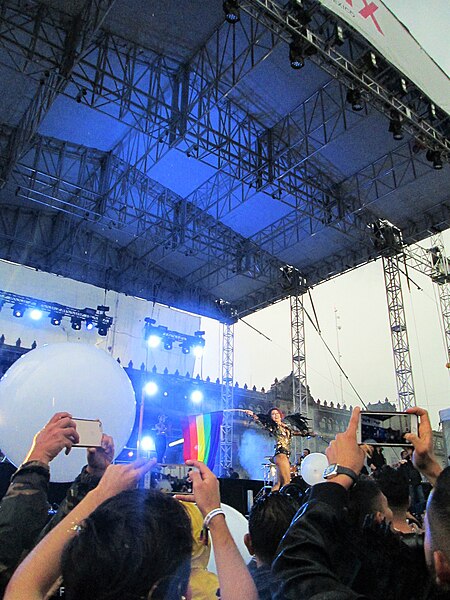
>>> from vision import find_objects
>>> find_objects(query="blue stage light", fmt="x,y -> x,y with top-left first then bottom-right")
190,389 -> 203,403
140,435 -> 155,452
85,318 -> 94,330
144,381 -> 158,396
12,304 -> 26,318
147,334 -> 161,348
29,308 -> 43,320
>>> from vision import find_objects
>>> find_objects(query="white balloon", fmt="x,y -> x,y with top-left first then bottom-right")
300,452 -> 328,486
207,503 -> 252,574
0,343 -> 136,482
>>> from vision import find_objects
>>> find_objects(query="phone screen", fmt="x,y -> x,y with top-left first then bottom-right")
73,418 -> 103,447
360,412 -> 415,445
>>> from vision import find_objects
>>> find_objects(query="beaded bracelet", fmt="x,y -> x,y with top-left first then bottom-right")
203,507 -> 226,529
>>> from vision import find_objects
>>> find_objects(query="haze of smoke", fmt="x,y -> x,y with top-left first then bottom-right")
238,430 -> 274,480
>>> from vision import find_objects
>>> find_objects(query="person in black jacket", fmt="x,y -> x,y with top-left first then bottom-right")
0,413 -> 115,596
0,412 -> 79,595
272,406 -> 448,600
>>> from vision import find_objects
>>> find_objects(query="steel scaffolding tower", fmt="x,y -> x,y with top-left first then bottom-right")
219,322 -> 234,474
291,292 -> 309,457
291,294 -> 309,417
382,255 -> 416,410
430,235 -> 450,366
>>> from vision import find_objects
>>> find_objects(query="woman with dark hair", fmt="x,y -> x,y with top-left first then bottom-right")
4,460 -> 193,600
154,414 -> 168,464
245,407 -> 310,490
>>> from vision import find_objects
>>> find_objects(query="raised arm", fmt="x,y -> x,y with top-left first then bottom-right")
405,407 -> 443,486
0,412 -> 79,593
176,460 -> 258,600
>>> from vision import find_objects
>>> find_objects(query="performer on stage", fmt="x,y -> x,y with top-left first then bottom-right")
244,408 -> 311,490
154,414 -> 168,464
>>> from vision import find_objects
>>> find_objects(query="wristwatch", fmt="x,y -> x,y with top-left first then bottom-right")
323,464 -> 358,484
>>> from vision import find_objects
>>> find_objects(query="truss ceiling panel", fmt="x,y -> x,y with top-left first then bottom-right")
0,0 -> 449,321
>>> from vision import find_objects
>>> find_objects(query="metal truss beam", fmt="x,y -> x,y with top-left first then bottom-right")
291,291 -> 309,459
6,127 -> 450,319
0,288 -> 113,330
382,255 -> 416,410
192,140 -> 439,299
0,0 -> 116,185
403,235 -> 450,366
0,1 -> 349,222
242,0 -> 449,154
0,203 -> 227,320
219,323 -> 234,474
7,130 -> 289,293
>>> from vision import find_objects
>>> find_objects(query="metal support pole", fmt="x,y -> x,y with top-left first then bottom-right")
382,255 -> 416,410
427,235 -> 450,367
219,322 -> 234,474
290,293 -> 309,456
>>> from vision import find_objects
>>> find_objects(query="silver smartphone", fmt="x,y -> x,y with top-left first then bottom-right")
72,418 -> 103,447
357,411 -> 418,446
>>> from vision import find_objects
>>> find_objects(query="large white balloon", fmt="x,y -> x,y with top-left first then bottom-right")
300,452 -> 328,486
0,343 -> 136,482
207,503 -> 252,574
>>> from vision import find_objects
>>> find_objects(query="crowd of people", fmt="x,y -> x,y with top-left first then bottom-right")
0,405 -> 448,599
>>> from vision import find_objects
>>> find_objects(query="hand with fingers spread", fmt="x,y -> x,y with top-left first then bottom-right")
325,407 -> 365,490
175,460 -> 220,517
405,406 -> 442,486
87,434 -> 115,477
93,458 -> 156,504
24,412 -> 80,465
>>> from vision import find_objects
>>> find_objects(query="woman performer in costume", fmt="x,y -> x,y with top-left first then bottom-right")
154,414 -> 168,464
244,407 -> 311,490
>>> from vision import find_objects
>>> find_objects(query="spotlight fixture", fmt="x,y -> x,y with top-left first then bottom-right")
71,317 -> 82,330
223,0 -> 239,23
388,111 -> 403,141
192,331 -> 206,358
140,435 -> 155,453
289,39 -> 305,69
181,341 -> 191,355
346,88 -> 363,112
190,389 -> 204,403
147,334 -> 162,348
333,24 -> 345,46
163,340 -> 173,351
85,318 -> 94,331
29,308 -> 43,321
144,381 -> 158,396
12,304 -> 26,318
426,149 -> 443,170
49,311 -> 64,326
428,103 -> 437,121
362,51 -> 378,72
96,305 -> 112,337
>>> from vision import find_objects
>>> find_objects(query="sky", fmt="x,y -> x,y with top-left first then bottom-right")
193,1 -> 450,431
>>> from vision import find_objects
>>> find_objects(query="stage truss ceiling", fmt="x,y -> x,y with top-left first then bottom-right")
0,0 -> 449,322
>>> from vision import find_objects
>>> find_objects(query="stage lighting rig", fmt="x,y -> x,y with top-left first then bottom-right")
0,290 -> 114,336
144,318 -> 206,356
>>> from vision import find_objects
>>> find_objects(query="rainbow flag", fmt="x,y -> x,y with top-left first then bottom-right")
181,411 -> 223,470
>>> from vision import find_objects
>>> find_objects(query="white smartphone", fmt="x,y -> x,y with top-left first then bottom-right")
356,411 -> 418,446
73,418 -> 103,447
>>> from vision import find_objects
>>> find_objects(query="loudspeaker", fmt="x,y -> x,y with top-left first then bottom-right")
218,478 -> 264,516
